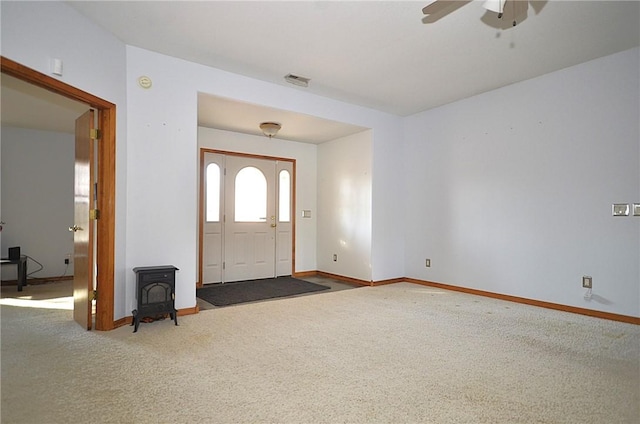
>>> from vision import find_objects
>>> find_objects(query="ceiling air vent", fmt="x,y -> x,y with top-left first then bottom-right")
284,74 -> 310,88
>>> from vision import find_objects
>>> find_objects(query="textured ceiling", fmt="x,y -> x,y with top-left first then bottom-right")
68,1 -> 639,116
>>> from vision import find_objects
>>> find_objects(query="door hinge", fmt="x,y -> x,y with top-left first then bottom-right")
90,129 -> 101,140
223,262 -> 225,270
89,209 -> 100,220
91,290 -> 97,301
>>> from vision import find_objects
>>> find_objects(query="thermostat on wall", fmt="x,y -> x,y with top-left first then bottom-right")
138,76 -> 152,89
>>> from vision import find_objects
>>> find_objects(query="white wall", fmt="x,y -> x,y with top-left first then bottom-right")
317,131 -> 373,281
1,1 -> 129,318
198,127 -> 318,273
403,48 -> 640,317
125,46 -> 403,312
2,1 -> 403,319
1,127 -> 74,280
4,1 -> 636,320
371,123 -> 406,282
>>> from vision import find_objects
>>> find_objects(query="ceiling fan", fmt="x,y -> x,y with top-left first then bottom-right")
423,0 -> 545,28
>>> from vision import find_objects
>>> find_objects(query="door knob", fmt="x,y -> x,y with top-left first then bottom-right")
68,225 -> 83,232
270,223 -> 277,228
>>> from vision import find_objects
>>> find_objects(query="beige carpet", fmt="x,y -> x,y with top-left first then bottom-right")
1,281 -> 639,423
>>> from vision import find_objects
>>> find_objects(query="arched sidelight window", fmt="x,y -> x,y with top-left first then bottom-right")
205,163 -> 220,222
279,169 -> 291,222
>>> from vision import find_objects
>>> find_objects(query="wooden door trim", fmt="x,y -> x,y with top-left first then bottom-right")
198,148 -> 296,286
2,56 -> 116,331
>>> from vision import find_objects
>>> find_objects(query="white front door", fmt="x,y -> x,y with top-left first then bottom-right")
200,152 -> 293,284
224,155 -> 276,282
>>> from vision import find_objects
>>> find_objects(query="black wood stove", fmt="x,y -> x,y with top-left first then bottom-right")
132,265 -> 179,332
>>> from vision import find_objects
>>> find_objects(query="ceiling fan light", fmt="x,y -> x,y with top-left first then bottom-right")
483,0 -> 505,14
259,122 -> 281,138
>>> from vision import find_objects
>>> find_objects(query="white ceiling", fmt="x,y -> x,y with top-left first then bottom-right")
67,0 -> 639,115
1,73 -> 89,134
198,93 -> 368,143
3,1 -> 639,142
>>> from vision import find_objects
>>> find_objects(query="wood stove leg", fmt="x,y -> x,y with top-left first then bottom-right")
132,309 -> 140,333
172,310 -> 178,326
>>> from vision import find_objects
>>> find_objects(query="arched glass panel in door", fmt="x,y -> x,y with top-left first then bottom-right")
235,166 -> 267,222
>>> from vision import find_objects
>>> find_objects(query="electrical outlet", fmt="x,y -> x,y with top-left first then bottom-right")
64,258 -> 70,265
333,254 -> 337,262
582,276 -> 592,289
425,258 -> 431,267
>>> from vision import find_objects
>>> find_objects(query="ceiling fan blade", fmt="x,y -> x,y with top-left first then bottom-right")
529,0 -> 547,15
511,0 -> 529,18
422,0 -> 472,24
505,0 -> 529,25
422,0 -> 454,15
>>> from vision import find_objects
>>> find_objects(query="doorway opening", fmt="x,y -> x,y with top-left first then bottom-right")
198,149 -> 296,286
1,57 -> 116,330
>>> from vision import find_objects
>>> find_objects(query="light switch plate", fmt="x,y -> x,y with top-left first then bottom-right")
612,204 -> 629,216
633,204 -> 640,216
302,210 -> 312,218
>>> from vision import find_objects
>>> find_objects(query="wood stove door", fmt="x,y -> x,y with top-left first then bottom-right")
71,110 -> 95,330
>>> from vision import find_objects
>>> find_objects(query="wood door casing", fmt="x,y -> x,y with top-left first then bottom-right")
2,56 -> 116,331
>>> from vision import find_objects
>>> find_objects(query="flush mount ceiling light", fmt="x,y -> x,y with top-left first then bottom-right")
284,74 -> 310,87
259,122 -> 282,139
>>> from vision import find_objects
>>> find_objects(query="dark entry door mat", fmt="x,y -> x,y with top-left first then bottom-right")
196,277 -> 330,307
